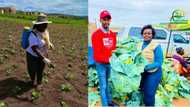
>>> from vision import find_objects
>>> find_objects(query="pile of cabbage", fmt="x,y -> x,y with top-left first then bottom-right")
88,87 -> 100,107
109,36 -> 147,103
88,67 -> 100,107
88,67 -> 99,87
155,59 -> 190,107
88,36 -> 190,107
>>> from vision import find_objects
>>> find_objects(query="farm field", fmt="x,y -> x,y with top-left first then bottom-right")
0,13 -> 88,107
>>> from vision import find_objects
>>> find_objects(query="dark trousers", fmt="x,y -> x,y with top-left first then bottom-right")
26,52 -> 45,84
140,70 -> 162,106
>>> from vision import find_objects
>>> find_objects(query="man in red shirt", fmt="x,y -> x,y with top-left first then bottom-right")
91,10 -> 117,106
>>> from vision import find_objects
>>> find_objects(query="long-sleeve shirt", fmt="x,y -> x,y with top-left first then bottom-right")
91,28 -> 116,64
142,40 -> 163,71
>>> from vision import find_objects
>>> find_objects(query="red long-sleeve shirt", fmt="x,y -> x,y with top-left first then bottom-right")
91,28 -> 116,64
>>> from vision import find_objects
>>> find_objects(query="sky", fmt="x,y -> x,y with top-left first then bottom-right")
89,0 -> 190,28
0,0 -> 88,16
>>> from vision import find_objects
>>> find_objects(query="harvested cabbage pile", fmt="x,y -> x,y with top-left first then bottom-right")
88,67 -> 100,107
110,37 -> 147,103
88,87 -> 100,107
88,36 -> 190,106
111,37 -> 190,106
155,59 -> 190,107
88,67 -> 99,87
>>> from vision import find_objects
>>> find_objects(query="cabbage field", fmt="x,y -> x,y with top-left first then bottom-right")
0,13 -> 87,107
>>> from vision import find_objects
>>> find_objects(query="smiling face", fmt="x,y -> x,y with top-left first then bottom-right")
100,17 -> 111,30
142,28 -> 153,41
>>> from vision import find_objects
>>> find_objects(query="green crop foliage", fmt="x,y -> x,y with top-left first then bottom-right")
60,84 -> 72,92
88,36 -> 190,106
60,100 -> 69,107
0,101 -> 6,107
31,89 -> 42,101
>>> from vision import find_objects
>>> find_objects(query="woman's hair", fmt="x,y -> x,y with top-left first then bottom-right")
141,25 -> 156,38
176,47 -> 184,55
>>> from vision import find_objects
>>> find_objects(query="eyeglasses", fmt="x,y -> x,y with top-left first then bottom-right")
143,32 -> 152,35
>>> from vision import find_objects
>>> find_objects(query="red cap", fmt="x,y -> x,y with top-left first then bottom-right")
100,10 -> 111,19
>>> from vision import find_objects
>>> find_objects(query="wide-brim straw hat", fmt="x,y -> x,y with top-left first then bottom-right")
32,13 -> 52,25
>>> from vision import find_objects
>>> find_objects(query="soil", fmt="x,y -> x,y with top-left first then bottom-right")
0,19 -> 88,107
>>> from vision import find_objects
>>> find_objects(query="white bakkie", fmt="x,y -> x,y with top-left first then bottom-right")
118,26 -> 190,58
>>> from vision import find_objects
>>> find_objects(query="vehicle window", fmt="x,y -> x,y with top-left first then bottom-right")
128,27 -> 143,39
154,30 -> 167,40
128,27 -> 167,40
173,34 -> 188,43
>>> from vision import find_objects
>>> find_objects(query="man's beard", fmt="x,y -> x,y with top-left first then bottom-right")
103,24 -> 109,30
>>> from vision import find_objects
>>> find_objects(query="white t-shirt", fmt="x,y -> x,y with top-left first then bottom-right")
26,32 -> 47,57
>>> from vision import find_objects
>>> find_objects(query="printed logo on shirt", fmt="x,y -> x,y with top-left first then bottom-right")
103,38 -> 113,48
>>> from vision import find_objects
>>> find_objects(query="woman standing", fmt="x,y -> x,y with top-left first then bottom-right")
26,14 -> 53,89
139,25 -> 163,106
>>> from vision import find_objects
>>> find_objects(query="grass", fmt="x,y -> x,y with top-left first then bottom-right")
0,13 -> 87,26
